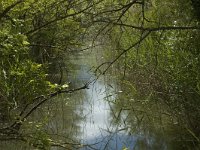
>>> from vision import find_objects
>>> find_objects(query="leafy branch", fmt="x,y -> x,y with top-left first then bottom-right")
0,0 -> 25,20
0,83 -> 89,134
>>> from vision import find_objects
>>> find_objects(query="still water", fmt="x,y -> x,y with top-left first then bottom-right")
66,51 -> 137,150
0,48 -> 199,149
45,49 -> 198,150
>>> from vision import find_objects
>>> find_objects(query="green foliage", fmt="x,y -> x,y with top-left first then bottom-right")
0,0 -> 89,148
104,0 -> 200,144
0,0 -> 87,119
0,29 -> 50,119
29,126 -> 52,150
1,0 -> 200,149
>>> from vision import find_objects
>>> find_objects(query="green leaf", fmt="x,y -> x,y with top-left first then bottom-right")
22,40 -> 30,45
61,84 -> 69,88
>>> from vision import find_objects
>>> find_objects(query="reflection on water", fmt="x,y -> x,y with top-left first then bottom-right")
46,51 -> 139,149
0,49 -> 199,149
67,50 -> 200,150
68,52 -> 137,149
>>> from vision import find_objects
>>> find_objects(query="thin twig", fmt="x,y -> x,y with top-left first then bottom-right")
102,31 -> 151,75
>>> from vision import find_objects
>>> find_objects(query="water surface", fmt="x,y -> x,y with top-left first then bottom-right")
0,48 -> 199,150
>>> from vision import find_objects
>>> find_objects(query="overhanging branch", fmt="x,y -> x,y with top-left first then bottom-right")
101,31 -> 151,75
1,83 -> 89,133
25,1 -> 104,35
94,20 -> 200,31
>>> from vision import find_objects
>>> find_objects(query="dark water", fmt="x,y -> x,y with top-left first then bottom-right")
0,49 -> 199,149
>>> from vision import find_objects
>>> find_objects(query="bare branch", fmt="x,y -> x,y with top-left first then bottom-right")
25,1 -> 104,35
94,20 -> 200,31
102,31 -> 151,75
117,0 -> 140,22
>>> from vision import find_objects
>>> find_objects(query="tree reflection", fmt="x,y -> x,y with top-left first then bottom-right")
107,77 -> 200,150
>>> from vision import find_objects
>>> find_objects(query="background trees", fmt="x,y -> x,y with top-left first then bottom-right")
1,0 -> 200,149
96,0 -> 200,146
0,0 -> 94,147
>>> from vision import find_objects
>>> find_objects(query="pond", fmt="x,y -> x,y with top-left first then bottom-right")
0,47 -> 199,150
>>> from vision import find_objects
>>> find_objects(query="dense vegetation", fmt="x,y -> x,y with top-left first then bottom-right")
99,0 -> 200,149
0,0 -> 93,148
0,0 -> 200,149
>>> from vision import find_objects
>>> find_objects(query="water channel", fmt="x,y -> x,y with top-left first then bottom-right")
0,47 -> 199,150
